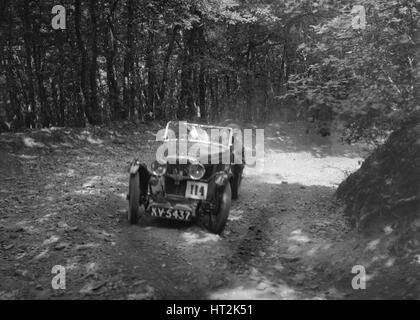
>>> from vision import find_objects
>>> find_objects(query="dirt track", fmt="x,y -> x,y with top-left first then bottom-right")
1,122 -> 418,300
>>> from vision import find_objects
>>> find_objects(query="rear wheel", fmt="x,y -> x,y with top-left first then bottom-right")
207,183 -> 231,234
128,172 -> 141,224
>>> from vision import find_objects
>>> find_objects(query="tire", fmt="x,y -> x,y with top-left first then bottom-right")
208,183 -> 231,234
128,172 -> 140,224
231,165 -> 243,200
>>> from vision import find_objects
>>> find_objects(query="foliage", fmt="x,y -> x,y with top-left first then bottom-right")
0,0 -> 418,142
279,0 -> 419,143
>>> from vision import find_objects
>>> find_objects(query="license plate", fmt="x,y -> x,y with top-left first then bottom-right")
185,181 -> 208,200
150,206 -> 192,221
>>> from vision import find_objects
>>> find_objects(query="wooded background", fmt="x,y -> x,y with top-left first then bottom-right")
0,0 -> 418,142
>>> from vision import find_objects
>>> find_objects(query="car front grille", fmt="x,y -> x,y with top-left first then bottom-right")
164,162 -> 222,196
166,163 -> 190,177
165,176 -> 187,196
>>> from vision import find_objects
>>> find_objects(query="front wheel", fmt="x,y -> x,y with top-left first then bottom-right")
207,183 -> 232,234
128,172 -> 141,224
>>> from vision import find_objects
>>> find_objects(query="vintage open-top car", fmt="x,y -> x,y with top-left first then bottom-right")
127,121 -> 244,234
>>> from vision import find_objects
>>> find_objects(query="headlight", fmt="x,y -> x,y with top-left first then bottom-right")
151,161 -> 167,176
188,162 -> 206,180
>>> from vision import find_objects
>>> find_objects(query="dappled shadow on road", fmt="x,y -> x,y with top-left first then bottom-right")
206,166 -> 419,300
261,121 -> 370,159
202,174 -> 352,300
0,122 -> 364,299
2,122 -> 412,300
248,126 -> 364,187
0,127 -> 156,299
0,150 -> 131,298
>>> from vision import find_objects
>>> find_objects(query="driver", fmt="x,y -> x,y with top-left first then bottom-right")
188,126 -> 210,142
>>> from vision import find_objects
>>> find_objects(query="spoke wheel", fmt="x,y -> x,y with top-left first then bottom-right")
128,172 -> 140,224
207,183 -> 231,234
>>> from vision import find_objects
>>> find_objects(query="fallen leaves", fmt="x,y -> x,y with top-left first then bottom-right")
4,244 -> 14,250
54,242 -> 70,251
127,285 -> 156,300
79,280 -> 108,295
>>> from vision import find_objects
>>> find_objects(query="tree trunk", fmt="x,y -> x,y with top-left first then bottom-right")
32,5 -> 49,127
88,0 -> 100,125
197,21 -> 206,120
74,0 -> 88,126
179,28 -> 195,120
5,8 -> 21,130
123,0 -> 134,120
57,33 -> 65,127
245,38 -> 254,122
106,2 -> 121,122
146,29 -> 156,118
160,25 -> 180,106
22,0 -> 36,128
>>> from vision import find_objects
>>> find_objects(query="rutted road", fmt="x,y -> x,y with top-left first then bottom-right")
1,122 -> 383,300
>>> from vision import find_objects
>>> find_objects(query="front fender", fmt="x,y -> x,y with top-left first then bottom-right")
214,172 -> 229,187
128,159 -> 151,199
129,159 -> 141,175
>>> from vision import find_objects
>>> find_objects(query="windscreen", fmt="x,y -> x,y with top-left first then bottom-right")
164,122 -> 232,148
